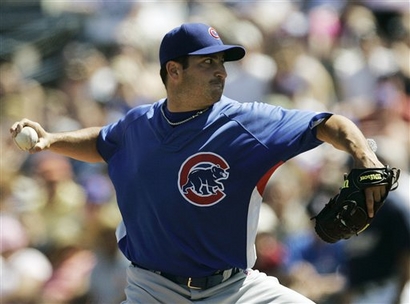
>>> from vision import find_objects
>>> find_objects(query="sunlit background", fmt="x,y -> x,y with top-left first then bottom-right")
1,1 -> 409,303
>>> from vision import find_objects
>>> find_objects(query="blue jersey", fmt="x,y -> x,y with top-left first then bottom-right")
97,96 -> 331,277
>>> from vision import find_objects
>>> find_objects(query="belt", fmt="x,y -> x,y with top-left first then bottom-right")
131,263 -> 240,290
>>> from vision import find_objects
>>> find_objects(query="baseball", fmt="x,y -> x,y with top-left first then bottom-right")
14,126 -> 38,151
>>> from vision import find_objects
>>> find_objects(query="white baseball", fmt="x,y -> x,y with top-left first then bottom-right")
14,126 -> 38,151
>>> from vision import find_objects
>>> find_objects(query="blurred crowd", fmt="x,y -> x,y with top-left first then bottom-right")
1,1 -> 409,303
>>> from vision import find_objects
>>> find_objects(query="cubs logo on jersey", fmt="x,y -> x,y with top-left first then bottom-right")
178,152 -> 229,207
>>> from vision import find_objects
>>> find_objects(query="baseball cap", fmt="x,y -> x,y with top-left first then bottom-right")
159,23 -> 246,66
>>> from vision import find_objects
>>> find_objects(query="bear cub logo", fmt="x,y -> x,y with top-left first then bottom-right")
182,164 -> 229,196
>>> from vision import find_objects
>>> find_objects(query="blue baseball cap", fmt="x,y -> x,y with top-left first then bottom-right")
159,23 -> 246,66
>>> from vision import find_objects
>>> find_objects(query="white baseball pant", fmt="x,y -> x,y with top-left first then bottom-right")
121,264 -> 315,303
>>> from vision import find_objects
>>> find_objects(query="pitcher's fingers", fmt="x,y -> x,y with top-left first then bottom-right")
10,122 -> 23,136
365,188 -> 374,218
369,185 -> 387,204
29,136 -> 50,153
10,119 -> 34,136
374,188 -> 382,204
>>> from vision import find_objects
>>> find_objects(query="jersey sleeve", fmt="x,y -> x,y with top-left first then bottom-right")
97,105 -> 152,162
226,101 -> 333,162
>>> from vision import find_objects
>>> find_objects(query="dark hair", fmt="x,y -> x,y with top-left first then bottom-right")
159,56 -> 190,86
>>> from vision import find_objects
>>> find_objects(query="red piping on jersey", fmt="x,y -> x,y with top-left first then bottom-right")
256,162 -> 284,196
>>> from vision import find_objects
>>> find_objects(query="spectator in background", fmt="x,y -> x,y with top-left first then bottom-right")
40,245 -> 96,303
87,225 -> 128,303
342,189 -> 410,304
0,214 -> 53,303
262,161 -> 317,240
222,20 -> 277,103
14,152 -> 88,255
357,73 -> 409,171
81,173 -> 128,303
254,202 -> 287,279
277,167 -> 348,304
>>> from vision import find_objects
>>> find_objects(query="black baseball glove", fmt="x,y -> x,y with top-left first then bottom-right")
311,166 -> 400,243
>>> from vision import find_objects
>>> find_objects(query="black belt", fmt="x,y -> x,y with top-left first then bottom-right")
131,263 -> 240,290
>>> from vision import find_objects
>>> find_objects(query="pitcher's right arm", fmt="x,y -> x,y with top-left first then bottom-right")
10,118 -> 103,163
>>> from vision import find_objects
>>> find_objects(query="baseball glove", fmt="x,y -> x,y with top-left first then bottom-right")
311,166 -> 400,243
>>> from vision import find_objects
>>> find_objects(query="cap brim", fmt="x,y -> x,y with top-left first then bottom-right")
188,45 -> 245,61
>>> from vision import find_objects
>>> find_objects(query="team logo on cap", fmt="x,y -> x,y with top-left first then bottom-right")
208,27 -> 220,39
178,152 -> 229,207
